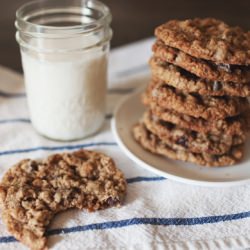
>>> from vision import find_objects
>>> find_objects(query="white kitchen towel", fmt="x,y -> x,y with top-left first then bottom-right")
0,38 -> 250,250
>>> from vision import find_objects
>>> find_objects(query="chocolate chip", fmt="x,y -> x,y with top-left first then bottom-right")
7,176 -> 14,182
176,136 -> 188,148
190,131 -> 197,139
226,115 -> 238,123
159,120 -> 175,130
213,81 -> 222,91
211,155 -> 219,161
29,161 -> 38,171
106,197 -> 119,207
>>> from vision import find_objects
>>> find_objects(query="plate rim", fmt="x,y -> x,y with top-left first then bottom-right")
111,89 -> 250,187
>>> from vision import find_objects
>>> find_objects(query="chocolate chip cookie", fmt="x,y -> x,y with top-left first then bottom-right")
133,123 -> 244,167
155,18 -> 250,65
143,79 -> 249,120
152,40 -> 250,83
0,150 -> 127,250
149,104 -> 249,137
150,56 -> 250,96
143,110 -> 245,155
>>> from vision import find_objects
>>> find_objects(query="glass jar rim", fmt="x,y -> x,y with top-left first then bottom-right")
16,0 -> 111,37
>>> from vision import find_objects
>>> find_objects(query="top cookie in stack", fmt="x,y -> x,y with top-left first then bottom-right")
133,18 -> 250,167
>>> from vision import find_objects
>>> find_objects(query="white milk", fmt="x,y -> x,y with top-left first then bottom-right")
21,49 -> 107,141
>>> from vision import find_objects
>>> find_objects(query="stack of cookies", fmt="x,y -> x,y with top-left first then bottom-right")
133,18 -> 250,167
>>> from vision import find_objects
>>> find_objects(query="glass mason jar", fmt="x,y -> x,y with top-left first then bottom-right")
15,0 -> 112,141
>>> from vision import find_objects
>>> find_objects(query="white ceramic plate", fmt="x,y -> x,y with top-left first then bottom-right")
111,87 -> 250,187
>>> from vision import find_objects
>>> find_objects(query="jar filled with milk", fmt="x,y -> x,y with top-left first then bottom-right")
15,0 -> 112,141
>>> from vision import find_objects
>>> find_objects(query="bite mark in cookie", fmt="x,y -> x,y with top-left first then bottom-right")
0,150 -> 127,250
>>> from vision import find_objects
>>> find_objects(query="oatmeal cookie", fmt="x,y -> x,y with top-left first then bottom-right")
143,79 -> 249,120
133,123 -> 244,167
0,150 -> 127,250
142,110 -> 245,155
150,56 -> 250,96
152,40 -> 250,83
155,18 -> 250,65
149,104 -> 249,136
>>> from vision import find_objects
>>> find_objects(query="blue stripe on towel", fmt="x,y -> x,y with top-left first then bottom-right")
0,88 -> 134,98
0,114 -> 113,124
0,118 -> 31,124
126,176 -> 166,183
1,211 -> 250,244
0,236 -> 15,243
108,88 -> 135,94
0,142 -> 117,156
47,211 -> 250,234
0,91 -> 26,98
